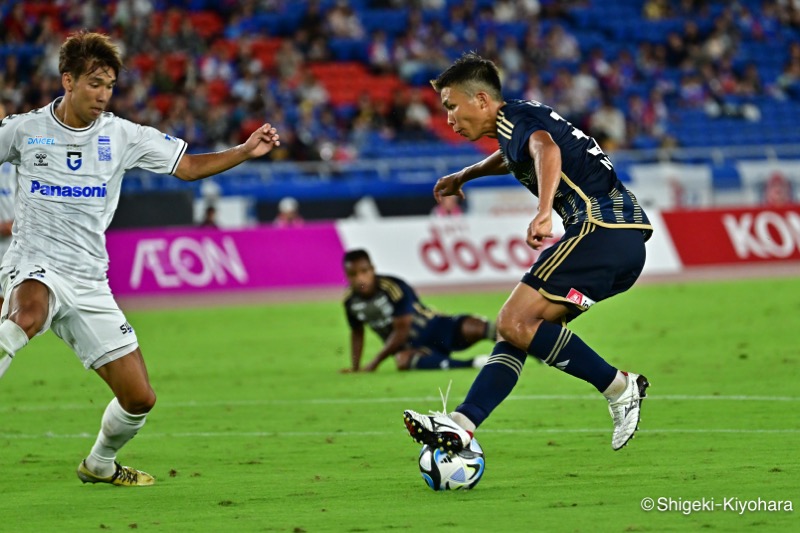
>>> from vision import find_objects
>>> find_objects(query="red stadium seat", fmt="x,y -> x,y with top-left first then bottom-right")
164,52 -> 189,82
207,79 -> 230,106
189,11 -> 224,39
130,53 -> 157,75
151,93 -> 174,116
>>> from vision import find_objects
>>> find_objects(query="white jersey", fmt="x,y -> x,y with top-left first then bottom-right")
0,98 -> 187,280
0,161 -> 16,259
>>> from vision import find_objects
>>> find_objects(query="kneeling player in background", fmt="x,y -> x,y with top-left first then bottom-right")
342,249 -> 494,372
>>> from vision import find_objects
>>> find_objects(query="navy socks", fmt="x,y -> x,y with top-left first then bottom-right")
455,341 -> 527,428
527,321 -> 617,392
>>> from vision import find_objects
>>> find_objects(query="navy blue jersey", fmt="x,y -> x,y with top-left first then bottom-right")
344,275 -> 436,341
496,100 -> 652,239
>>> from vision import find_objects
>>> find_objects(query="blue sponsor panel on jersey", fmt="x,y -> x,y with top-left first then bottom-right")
98,136 -> 111,161
29,180 -> 107,198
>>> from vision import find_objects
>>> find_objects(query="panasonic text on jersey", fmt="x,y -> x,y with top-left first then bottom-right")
30,180 -> 107,198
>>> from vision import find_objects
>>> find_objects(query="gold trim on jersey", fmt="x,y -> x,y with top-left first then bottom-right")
560,172 -> 654,231
496,112 -> 514,140
610,187 -> 626,223
378,277 -> 403,301
413,302 -> 437,319
533,222 -> 595,281
486,353 -> 524,377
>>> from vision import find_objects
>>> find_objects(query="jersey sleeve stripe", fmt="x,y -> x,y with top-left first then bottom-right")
169,141 -> 188,175
379,278 -> 402,300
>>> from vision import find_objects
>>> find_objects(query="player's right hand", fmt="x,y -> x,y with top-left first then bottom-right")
527,212 -> 553,250
433,173 -> 466,203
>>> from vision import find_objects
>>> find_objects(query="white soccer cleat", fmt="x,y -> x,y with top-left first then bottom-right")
403,410 -> 472,454
607,372 -> 650,451
0,354 -> 12,379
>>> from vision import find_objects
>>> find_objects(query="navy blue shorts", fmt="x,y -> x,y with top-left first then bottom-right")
521,222 -> 647,322
409,314 -> 470,356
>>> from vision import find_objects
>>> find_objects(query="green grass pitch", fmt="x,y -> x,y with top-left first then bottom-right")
1,276 -> 798,532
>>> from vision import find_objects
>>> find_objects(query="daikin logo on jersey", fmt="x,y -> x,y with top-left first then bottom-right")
29,180 -> 107,198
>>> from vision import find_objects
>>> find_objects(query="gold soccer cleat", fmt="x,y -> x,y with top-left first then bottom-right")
77,460 -> 155,487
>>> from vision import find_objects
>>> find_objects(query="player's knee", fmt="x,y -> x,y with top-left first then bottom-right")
496,307 -> 543,348
120,388 -> 156,415
8,304 -> 48,338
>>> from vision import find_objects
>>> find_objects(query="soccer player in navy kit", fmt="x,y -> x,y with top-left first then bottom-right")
342,249 -> 494,372
403,53 -> 653,453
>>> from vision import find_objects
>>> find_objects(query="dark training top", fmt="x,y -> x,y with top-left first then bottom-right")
496,99 -> 652,240
344,275 -> 436,341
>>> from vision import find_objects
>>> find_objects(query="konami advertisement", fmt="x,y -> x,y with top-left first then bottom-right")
661,206 -> 800,265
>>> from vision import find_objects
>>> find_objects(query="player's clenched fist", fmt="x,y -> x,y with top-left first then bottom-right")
243,123 -> 281,158
433,173 -> 466,203
526,212 -> 553,250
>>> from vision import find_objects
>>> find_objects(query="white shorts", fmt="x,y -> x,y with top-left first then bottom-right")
0,237 -> 11,263
0,263 -> 139,369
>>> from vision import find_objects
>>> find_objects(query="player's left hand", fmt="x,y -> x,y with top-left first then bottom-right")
242,123 -> 281,159
527,211 -> 553,250
362,360 -> 379,372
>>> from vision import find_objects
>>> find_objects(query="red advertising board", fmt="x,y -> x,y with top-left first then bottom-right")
661,206 -> 800,265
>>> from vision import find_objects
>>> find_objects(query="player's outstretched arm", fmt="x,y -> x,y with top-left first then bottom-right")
173,123 -> 280,182
433,149 -> 507,202
526,130 -> 560,249
362,314 -> 413,372
341,325 -> 365,374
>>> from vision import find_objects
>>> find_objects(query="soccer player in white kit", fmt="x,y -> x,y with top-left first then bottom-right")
0,102 -> 16,303
0,32 -> 280,486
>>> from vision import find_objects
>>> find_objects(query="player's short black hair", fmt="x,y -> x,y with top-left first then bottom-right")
343,249 -> 371,265
59,31 -> 123,80
431,52 -> 503,100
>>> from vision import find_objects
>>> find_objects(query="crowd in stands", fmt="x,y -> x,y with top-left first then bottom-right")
1,0 -> 799,162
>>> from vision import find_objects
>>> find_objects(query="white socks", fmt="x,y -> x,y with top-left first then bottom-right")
0,319 -> 29,356
0,320 -> 30,379
85,398 -> 147,477
449,411 -> 477,433
602,371 -> 629,401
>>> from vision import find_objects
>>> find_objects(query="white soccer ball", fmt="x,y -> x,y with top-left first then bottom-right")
418,438 -> 485,490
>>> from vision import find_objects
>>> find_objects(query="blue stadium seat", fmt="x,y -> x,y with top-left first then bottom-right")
711,163 -> 742,190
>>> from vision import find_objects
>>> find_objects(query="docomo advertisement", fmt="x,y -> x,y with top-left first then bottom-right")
105,224 -> 346,295
661,205 -> 800,265
338,213 -> 679,287
338,215 -> 564,286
